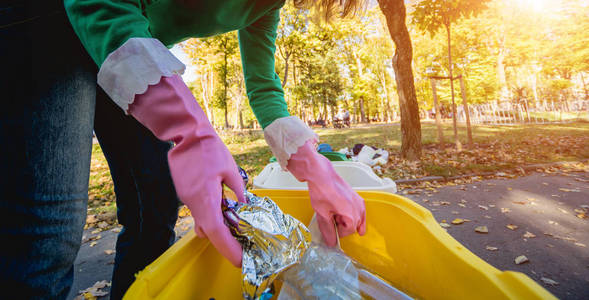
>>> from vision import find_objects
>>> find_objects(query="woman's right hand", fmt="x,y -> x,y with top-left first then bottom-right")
128,74 -> 244,267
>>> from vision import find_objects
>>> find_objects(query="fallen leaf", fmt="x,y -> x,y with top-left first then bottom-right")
475,226 -> 489,233
559,188 -> 580,192
523,231 -> 536,238
507,224 -> 518,230
91,229 -> 101,234
104,250 -> 115,255
97,221 -> 108,229
515,255 -> 529,265
452,218 -> 465,225
111,227 -> 122,233
540,277 -> 559,286
488,204 -> 496,208
97,212 -> 116,222
478,205 -> 489,210
440,201 -> 450,205
574,242 -> 586,247
460,199 -> 467,203
86,215 -> 98,224
89,241 -> 97,247
501,208 -> 511,213
574,208 -> 587,219
542,182 -> 549,186
178,205 -> 191,217
507,187 -> 513,191
78,280 -> 111,299
440,223 -> 451,228
451,211 -> 460,215
83,292 -> 96,300
458,203 -> 466,208
484,215 -> 492,219
513,201 -> 527,205
485,246 -> 498,251
558,208 -> 568,214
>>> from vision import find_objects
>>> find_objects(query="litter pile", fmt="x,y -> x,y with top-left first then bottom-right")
333,144 -> 389,175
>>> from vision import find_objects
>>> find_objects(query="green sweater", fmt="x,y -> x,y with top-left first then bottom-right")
65,0 -> 289,128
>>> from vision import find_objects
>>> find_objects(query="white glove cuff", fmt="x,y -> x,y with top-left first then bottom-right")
263,116 -> 319,170
97,38 -> 186,113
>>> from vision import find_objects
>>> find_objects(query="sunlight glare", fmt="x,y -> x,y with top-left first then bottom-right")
515,0 -> 558,12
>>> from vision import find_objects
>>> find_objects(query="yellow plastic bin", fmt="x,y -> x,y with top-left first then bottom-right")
123,190 -> 555,300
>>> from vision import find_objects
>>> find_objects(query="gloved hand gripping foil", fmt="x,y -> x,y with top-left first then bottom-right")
222,192 -> 311,299
222,191 -> 412,300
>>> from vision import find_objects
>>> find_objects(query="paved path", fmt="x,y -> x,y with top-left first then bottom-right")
66,216 -> 193,299
401,171 -> 589,300
68,171 -> 589,299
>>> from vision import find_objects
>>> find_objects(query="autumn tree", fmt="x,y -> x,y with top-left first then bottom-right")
377,0 -> 422,160
412,0 -> 489,150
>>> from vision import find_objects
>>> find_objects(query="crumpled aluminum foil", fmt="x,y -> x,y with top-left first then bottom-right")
222,191 -> 312,300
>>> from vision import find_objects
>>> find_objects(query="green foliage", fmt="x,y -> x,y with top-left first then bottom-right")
177,0 -> 587,128
411,0 -> 490,35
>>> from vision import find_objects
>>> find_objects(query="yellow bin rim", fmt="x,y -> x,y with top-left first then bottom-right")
124,190 -> 556,300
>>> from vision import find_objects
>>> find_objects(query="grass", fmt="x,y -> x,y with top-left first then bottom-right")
88,144 -> 116,215
88,122 -> 589,210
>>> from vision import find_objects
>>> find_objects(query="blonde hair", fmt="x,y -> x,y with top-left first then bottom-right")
293,0 -> 365,21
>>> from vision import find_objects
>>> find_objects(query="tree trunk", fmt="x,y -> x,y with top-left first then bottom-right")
200,69 -> 215,126
223,53 -> 229,129
359,96 -> 366,123
459,76 -> 473,147
446,23 -> 462,151
430,78 -> 444,148
378,0 -> 422,160
353,99 -> 358,123
233,96 -> 243,130
580,72 -> 588,100
379,72 -> 392,122
282,52 -> 290,88
224,106 -> 229,129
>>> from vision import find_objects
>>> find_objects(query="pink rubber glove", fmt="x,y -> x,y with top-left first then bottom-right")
128,75 -> 244,267
287,140 -> 367,247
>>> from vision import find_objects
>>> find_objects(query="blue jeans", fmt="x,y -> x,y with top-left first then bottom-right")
0,1 -> 178,299
94,88 -> 178,300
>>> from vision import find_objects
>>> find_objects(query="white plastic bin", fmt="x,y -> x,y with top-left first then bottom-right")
252,161 -> 397,194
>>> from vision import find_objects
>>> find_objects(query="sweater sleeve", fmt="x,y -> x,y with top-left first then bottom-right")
238,7 -> 290,129
64,0 -> 185,112
239,7 -> 318,170
64,0 -> 151,67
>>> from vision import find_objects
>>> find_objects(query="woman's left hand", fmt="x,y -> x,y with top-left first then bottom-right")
286,140 -> 366,247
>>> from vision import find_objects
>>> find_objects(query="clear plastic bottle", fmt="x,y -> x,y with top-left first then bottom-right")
276,218 -> 412,300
